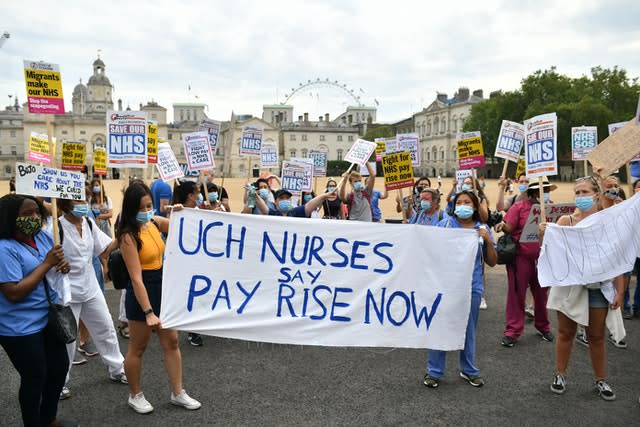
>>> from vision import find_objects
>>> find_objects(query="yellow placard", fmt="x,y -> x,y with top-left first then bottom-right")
27,132 -> 53,164
381,150 -> 414,191
94,147 -> 107,176
61,142 -> 86,171
147,120 -> 158,164
456,133 -> 485,169
515,156 -> 526,178
23,60 -> 65,114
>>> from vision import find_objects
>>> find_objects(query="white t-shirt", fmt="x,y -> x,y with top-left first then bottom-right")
59,216 -> 112,303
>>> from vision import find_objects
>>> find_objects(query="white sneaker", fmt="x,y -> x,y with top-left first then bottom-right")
128,392 -> 154,414
170,389 -> 202,410
479,298 -> 487,310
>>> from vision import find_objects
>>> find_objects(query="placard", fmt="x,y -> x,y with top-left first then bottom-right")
147,120 -> 158,164
61,142 -> 86,171
344,138 -> 376,166
375,138 -> 387,162
515,156 -> 526,179
156,142 -> 184,181
107,110 -> 148,168
494,120 -> 524,162
281,160 -> 312,192
587,119 -> 640,177
260,141 -> 279,168
396,133 -> 420,167
455,170 -> 473,192
457,131 -> 485,169
183,131 -> 214,172
27,132 -> 53,164
384,138 -> 398,154
23,60 -> 65,114
519,203 -> 577,243
524,113 -> 557,178
199,119 -> 221,152
381,151 -> 414,191
309,150 -> 328,177
15,162 -> 84,200
240,126 -> 263,156
93,147 -> 107,176
571,126 -> 597,161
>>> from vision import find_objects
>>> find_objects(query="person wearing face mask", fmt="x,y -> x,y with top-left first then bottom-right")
339,163 -> 376,222
56,198 -> 127,397
397,177 -> 431,220
496,174 -> 529,213
499,178 -> 556,348
242,178 -> 275,214
0,194 -> 75,427
423,190 -> 497,389
201,182 -> 226,212
446,177 -> 489,223
301,191 -> 321,218
89,179 -> 113,238
541,176 -> 625,401
322,180 -> 343,219
117,180 -> 201,414
408,188 -> 445,225
255,189 -> 334,218
365,176 -> 388,223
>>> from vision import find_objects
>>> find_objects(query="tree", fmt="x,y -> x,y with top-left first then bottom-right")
363,125 -> 394,141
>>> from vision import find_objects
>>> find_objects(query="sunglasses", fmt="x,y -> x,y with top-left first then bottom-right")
575,175 -> 601,189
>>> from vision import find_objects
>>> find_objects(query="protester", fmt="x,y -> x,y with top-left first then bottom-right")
90,178 -> 113,238
339,163 -> 376,221
543,176 -> 625,401
408,188 -> 444,225
321,179 -> 343,219
396,177 -> 431,220
499,178 -> 555,347
150,177 -> 173,218
301,191 -> 321,218
9,176 -> 16,193
446,176 -> 489,223
623,179 -> 640,319
117,181 -> 201,414
423,190 -> 497,388
242,178 -> 275,214
201,182 -> 227,212
255,188 -> 334,218
366,176 -> 388,223
496,174 -> 529,212
205,169 -> 231,212
0,194 -> 75,426
57,198 -> 127,397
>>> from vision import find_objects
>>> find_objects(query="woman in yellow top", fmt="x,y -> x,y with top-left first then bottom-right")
117,180 -> 201,414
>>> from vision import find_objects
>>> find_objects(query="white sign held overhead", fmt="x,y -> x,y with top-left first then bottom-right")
344,138 -> 376,166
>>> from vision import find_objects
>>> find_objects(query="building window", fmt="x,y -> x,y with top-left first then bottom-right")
61,130 -> 68,135
427,120 -> 431,135
290,150 -> 296,158
11,146 -> 17,155
337,149 -> 343,161
80,130 -> 86,135
180,147 -> 184,155
152,114 -> 157,120
301,134 -> 307,141
434,117 -> 439,134
348,135 -> 354,142
319,135 -> 325,141
440,147 -> 445,161
10,130 -> 16,138
432,147 -> 437,162
4,165 -> 11,174
441,116 -> 447,133
301,149 -> 308,157
337,135 -> 343,142
426,151 -> 430,162
290,134 -> 296,141
0,147 -> 2,155
168,134 -> 173,140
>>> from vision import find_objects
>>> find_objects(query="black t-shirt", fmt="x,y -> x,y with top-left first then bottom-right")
323,197 -> 342,218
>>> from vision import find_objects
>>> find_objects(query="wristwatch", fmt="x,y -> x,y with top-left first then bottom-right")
143,308 -> 153,316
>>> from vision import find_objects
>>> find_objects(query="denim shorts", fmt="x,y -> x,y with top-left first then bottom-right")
588,289 -> 609,309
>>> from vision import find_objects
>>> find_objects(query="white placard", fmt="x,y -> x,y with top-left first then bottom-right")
183,131 -> 214,172
494,120 -> 524,163
107,110 -> 148,168
519,203 -> 577,243
524,113 -> 557,178
15,162 -> 84,200
281,160 -> 313,192
344,138 -> 377,166
156,143 -> 184,181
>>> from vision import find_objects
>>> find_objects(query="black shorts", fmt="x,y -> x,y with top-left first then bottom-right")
125,269 -> 163,321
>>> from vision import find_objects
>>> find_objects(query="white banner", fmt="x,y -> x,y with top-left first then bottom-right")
15,162 -> 84,200
156,142 -> 184,181
344,138 -> 376,166
161,209 -> 478,350
538,194 -> 640,287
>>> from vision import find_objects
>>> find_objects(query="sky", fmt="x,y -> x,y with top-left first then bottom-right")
1,0 -> 639,124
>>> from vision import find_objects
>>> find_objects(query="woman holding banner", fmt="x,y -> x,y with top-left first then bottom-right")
543,176 -> 625,401
90,178 -> 113,238
117,181 -> 201,414
423,190 -> 497,388
0,194 -> 74,427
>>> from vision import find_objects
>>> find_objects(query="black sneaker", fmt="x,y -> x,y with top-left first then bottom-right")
459,372 -> 484,387
595,380 -> 616,401
501,335 -> 516,347
538,331 -> 555,342
608,334 -> 627,349
550,374 -> 566,394
188,333 -> 203,347
576,330 -> 589,347
423,374 -> 439,388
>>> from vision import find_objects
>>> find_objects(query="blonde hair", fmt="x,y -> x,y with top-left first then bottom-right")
349,171 -> 362,182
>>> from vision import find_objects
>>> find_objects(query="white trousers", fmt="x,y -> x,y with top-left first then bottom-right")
65,292 -> 125,381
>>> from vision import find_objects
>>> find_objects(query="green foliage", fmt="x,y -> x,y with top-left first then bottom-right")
327,160 -> 352,177
363,125 -> 394,141
464,66 -> 640,158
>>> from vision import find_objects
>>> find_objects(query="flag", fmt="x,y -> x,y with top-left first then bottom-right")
374,99 -> 379,106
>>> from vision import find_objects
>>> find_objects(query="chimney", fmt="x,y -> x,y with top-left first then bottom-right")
304,112 -> 309,122
342,116 -> 347,124
490,90 -> 502,99
298,115 -> 303,121
118,99 -> 123,111
325,113 -> 330,122
436,92 -> 447,103
348,114 -> 353,125
139,103 -> 143,110
472,89 -> 483,98
457,87 -> 470,101
319,116 -> 323,122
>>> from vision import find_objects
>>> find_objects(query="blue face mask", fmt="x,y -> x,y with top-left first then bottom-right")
543,192 -> 550,203
303,195 -> 313,203
353,181 -> 364,191
278,200 -> 292,212
518,184 -> 529,193
208,192 -> 219,202
420,200 -> 432,211
461,184 -> 472,192
259,189 -> 270,200
136,209 -> 155,224
575,196 -> 595,212
454,205 -> 474,219
327,186 -> 336,193
71,203 -> 89,218
92,186 -> 101,194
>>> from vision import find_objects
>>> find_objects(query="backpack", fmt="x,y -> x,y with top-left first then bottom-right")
58,217 -> 93,244
108,220 -> 160,290
346,190 -> 372,219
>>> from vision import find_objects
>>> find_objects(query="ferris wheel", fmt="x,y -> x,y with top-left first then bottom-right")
282,78 -> 365,106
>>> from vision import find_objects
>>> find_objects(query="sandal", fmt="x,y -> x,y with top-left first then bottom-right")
117,324 -> 130,339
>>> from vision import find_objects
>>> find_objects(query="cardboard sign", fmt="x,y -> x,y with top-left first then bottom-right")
344,138 -> 376,166
156,142 -> 184,181
27,132 -> 53,164
107,110 -> 148,168
183,131 -> 214,172
309,150 -> 328,177
587,119 -> 640,177
381,151 -> 414,191
61,142 -> 86,171
457,131 -> 485,169
281,160 -> 312,192
519,203 -> 576,243
494,120 -> 524,163
524,113 -> 558,178
375,138 -> 387,162
161,209 -> 478,350
23,60 -> 65,114
571,126 -> 597,161
240,126 -> 263,156
260,141 -> 279,168
93,147 -> 107,176
396,133 -> 420,167
199,119 -> 221,152
147,120 -> 158,164
15,162 -> 84,200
